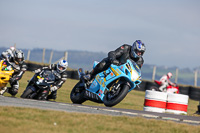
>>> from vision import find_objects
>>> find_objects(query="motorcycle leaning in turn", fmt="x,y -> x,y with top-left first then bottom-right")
21,69 -> 59,100
70,59 -> 142,107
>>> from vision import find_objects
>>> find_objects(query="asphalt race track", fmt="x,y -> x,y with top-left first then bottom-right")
0,95 -> 200,125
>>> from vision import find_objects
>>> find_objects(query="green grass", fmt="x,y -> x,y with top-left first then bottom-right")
0,107 -> 200,133
1,71 -> 200,133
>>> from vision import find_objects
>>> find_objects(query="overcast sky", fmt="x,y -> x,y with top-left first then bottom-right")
0,0 -> 199,69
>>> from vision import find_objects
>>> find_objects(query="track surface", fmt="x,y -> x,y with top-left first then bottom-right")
0,96 -> 200,125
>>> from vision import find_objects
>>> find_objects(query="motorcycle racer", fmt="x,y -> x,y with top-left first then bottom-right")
159,72 -> 175,92
34,59 -> 68,100
84,40 -> 146,81
0,49 -> 27,96
0,46 -> 16,60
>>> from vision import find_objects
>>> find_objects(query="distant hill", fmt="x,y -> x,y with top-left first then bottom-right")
0,47 -> 199,86
0,47 -> 106,70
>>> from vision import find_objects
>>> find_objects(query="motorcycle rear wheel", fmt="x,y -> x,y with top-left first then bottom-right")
103,84 -> 130,107
149,86 -> 160,91
70,81 -> 86,104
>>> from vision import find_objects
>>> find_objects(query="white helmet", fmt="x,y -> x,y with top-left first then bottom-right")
10,46 -> 15,51
57,59 -> 68,73
167,72 -> 173,78
13,50 -> 24,65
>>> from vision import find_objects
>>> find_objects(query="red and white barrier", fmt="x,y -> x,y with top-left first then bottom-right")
166,93 -> 189,115
143,90 -> 189,115
143,90 -> 167,113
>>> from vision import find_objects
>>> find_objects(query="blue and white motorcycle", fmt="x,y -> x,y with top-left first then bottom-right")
70,59 -> 142,107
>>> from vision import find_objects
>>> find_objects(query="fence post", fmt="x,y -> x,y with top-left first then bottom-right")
152,66 -> 156,81
27,50 -> 31,61
42,48 -> 45,63
64,51 -> 68,61
194,70 -> 198,87
49,51 -> 54,64
175,68 -> 179,83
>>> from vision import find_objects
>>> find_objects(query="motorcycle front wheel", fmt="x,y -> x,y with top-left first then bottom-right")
103,84 -> 130,107
21,88 -> 33,98
70,81 -> 86,104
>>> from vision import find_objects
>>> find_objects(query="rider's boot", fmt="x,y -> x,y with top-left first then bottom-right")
159,85 -> 167,92
83,70 -> 95,81
47,90 -> 57,100
83,62 -> 105,82
0,87 -> 7,95
7,87 -> 18,96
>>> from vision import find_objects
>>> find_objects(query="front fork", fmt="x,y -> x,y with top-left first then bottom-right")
106,79 -> 121,99
37,87 -> 50,100
109,78 -> 120,92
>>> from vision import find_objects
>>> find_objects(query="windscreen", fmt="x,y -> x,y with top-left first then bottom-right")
1,60 -> 12,71
42,70 -> 55,81
130,60 -> 141,74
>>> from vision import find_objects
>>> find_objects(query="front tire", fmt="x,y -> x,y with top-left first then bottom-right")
70,82 -> 86,104
103,84 -> 130,107
21,88 -> 33,98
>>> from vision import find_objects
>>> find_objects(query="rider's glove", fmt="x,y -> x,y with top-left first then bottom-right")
50,86 -> 58,92
34,69 -> 41,73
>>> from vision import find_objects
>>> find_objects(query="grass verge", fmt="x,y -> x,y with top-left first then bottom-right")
0,106 -> 200,133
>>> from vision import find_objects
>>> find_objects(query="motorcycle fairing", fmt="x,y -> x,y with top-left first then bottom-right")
86,59 -> 142,101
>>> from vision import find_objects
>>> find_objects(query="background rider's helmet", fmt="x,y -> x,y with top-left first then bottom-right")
131,40 -> 146,58
167,72 -> 173,78
10,46 -> 15,52
56,59 -> 68,73
13,50 -> 24,65
8,46 -> 16,58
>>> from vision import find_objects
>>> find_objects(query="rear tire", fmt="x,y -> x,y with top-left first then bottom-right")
70,82 -> 86,104
149,86 -> 160,91
103,84 -> 130,107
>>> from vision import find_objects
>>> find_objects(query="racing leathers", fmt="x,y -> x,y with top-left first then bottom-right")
0,48 -> 15,60
35,64 -> 67,100
159,74 -> 174,92
89,44 -> 144,79
7,58 -> 27,96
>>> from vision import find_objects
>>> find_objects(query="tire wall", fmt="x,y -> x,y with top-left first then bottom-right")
178,85 -> 190,95
189,86 -> 200,101
134,80 -> 147,91
26,62 -> 79,80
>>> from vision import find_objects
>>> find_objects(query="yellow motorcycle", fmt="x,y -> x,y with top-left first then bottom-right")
0,60 -> 14,95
